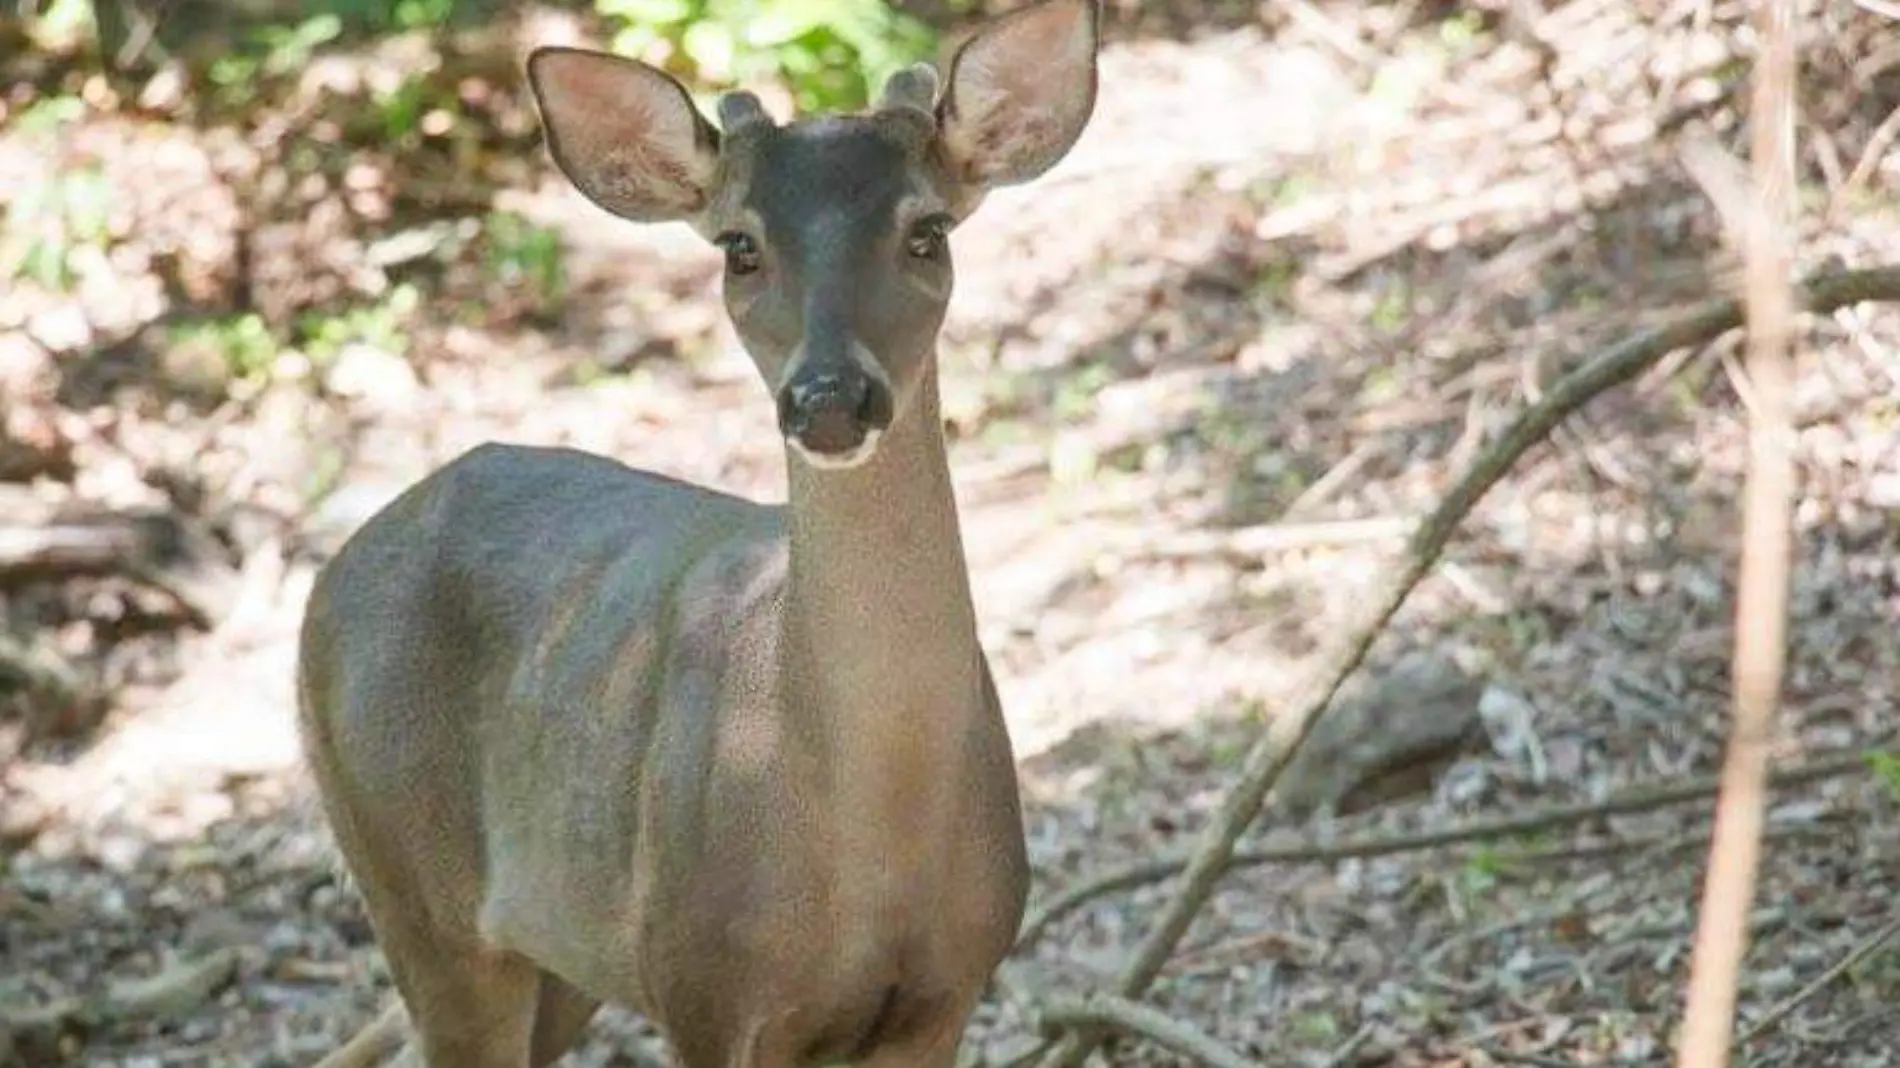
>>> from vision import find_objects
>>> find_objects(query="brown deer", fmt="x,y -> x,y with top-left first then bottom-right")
295,2 -> 1100,1065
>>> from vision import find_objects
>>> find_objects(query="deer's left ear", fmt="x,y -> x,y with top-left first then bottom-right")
936,0 -> 1100,190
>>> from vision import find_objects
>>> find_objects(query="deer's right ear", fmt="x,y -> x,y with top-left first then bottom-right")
527,48 -> 721,222
936,0 -> 1099,190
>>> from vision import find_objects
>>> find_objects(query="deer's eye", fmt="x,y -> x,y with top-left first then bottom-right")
905,215 -> 952,260
717,232 -> 762,275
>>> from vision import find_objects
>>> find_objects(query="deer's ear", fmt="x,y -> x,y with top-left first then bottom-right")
936,0 -> 1099,190
527,48 -> 721,222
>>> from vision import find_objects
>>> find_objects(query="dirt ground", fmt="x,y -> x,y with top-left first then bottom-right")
3,1 -> 1899,1065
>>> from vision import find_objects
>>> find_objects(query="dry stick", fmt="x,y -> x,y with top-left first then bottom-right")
1314,1022 -> 1376,1068
0,948 -> 242,1054
1025,262 -> 1900,1068
1733,911 -> 1900,1047
1035,994 -> 1261,1068
1015,746 -> 1874,951
1673,1 -> 1799,1064
1839,101 -> 1900,204
1476,1046 -> 1605,1068
0,632 -> 84,706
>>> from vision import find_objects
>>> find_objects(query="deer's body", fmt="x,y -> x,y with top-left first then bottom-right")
302,427 -> 1025,1066
298,4 -> 1098,1066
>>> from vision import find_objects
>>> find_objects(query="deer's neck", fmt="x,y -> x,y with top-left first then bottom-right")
780,373 -> 985,765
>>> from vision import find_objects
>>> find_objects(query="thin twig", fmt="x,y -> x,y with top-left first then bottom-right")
1015,746 -> 1873,950
1133,516 -> 1414,562
1476,1045 -> 1605,1068
1314,1021 -> 1375,1068
1674,0 -> 1798,1063
1036,994 -> 1261,1068
1734,912 -> 1900,1047
1838,102 -> 1900,205
1416,824 -> 1828,972
0,948 -> 242,1056
1026,262 -> 1900,1068
0,632 -> 84,706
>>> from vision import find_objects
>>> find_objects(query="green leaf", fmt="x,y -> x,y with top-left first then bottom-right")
60,170 -> 115,244
743,0 -> 840,48
1866,749 -> 1900,803
21,241 -> 69,291
600,0 -> 697,26
814,0 -> 897,54
14,96 -> 86,136
258,15 -> 343,77
394,0 -> 456,29
609,24 -> 664,59
681,20 -> 736,79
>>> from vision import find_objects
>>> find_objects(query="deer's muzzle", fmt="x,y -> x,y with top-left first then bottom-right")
777,361 -> 893,467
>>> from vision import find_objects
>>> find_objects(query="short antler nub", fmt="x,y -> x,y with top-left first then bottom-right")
877,63 -> 940,117
718,90 -> 774,133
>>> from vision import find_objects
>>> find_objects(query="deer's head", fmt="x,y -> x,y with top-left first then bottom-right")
527,0 -> 1099,469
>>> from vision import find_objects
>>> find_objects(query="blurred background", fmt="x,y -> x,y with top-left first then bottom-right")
2,0 -> 1898,1065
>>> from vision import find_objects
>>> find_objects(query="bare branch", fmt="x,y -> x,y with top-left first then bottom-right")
1673,0 -> 1799,1063
1838,101 -> 1900,206
0,949 -> 241,1063
1734,912 -> 1900,1047
1314,1022 -> 1376,1068
1027,260 -> 1900,1068
1015,746 -> 1877,950
1035,994 -> 1262,1068
0,632 -> 86,709
1128,516 -> 1414,564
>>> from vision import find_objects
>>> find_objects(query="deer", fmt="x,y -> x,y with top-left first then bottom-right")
294,2 -> 1099,1066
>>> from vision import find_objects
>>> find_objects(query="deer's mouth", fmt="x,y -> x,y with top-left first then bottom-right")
789,426 -> 885,470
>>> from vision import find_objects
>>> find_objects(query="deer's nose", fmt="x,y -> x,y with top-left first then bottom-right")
777,369 -> 889,459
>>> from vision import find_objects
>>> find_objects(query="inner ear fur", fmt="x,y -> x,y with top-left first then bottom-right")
936,0 -> 1100,189
526,47 -> 723,222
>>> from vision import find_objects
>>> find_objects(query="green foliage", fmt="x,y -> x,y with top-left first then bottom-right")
167,314 -> 281,382
372,76 -> 431,143
297,284 -> 422,364
1196,399 -> 1263,455
1288,1010 -> 1341,1043
21,0 -> 95,51
598,0 -> 937,112
296,0 -> 463,32
1204,709 -> 1257,769
482,212 -> 566,305
1458,844 -> 1512,898
12,96 -> 88,136
389,0 -> 459,31
1359,363 -> 1403,402
1052,361 -> 1115,424
1253,258 -> 1300,303
1,166 -> 116,293
1368,281 -> 1410,336
1866,748 -> 1900,804
208,15 -> 345,105
1437,10 -> 1489,56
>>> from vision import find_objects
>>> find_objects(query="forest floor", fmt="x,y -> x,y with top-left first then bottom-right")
3,1 -> 1899,1066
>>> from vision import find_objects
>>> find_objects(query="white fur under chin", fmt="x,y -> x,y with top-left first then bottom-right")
790,427 -> 883,470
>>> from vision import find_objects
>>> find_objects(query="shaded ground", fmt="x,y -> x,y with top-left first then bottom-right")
3,1 -> 1899,1066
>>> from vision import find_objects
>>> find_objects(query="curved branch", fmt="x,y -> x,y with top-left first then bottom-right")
1015,746 -> 1875,950
1735,911 -> 1900,1046
1036,993 -> 1261,1068
1029,263 -> 1900,1068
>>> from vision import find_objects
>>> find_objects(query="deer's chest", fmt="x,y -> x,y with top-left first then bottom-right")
632,749 -> 1024,1065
